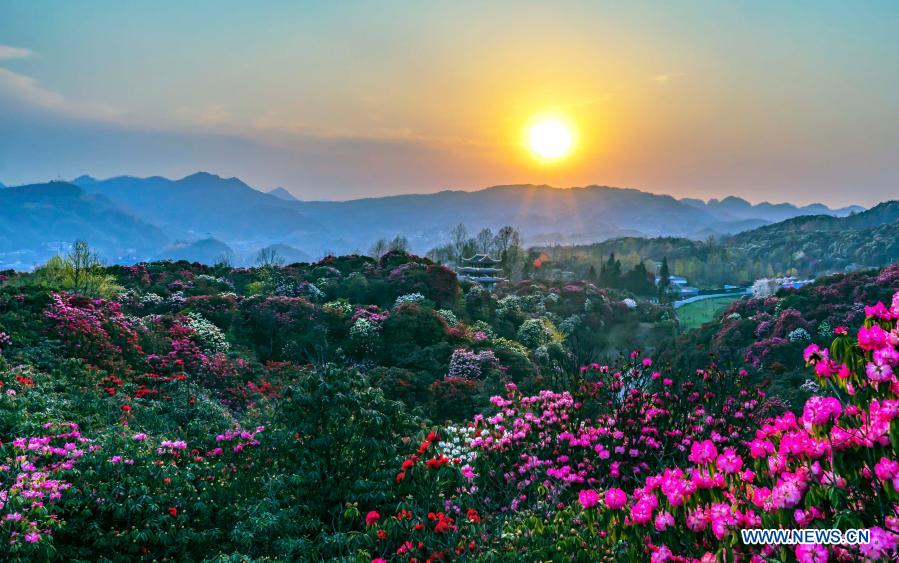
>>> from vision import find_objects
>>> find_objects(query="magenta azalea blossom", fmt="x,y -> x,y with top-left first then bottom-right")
578,488 -> 600,509
604,488 -> 627,510
688,440 -> 718,465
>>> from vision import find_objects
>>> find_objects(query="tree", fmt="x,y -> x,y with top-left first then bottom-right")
369,238 -> 389,258
387,235 -> 409,253
659,257 -> 670,288
599,253 -> 622,288
475,228 -> 494,255
450,223 -> 468,262
256,247 -> 284,268
623,261 -> 656,295
494,226 -> 523,279
425,243 -> 455,265
67,239 -> 103,294
30,240 -> 122,298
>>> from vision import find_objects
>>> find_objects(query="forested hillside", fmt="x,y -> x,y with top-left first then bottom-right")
536,201 -> 899,286
1,247 -> 897,560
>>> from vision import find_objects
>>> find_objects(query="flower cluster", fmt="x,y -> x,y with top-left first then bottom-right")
183,312 -> 230,353
369,291 -> 899,561
446,348 -> 499,380
1,423 -> 87,549
394,293 -> 426,307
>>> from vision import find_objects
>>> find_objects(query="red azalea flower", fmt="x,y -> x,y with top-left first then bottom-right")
167,507 -> 177,517
365,510 -> 380,526
425,455 -> 449,469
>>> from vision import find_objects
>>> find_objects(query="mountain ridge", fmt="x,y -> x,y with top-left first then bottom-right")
0,172 -> 879,269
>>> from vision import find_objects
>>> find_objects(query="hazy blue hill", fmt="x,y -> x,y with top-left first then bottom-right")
267,187 -> 299,202
0,172 -> 875,267
254,243 -> 312,265
158,237 -> 235,264
75,172 -> 323,241
696,218 -> 771,238
289,184 -> 866,248
69,173 -> 870,256
680,195 -> 864,223
0,181 -> 168,265
289,184 -> 726,248
727,200 -> 899,243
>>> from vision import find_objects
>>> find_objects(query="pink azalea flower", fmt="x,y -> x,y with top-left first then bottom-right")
654,511 -> 674,531
578,488 -> 600,509
858,325 -> 889,351
802,396 -> 842,426
604,488 -> 627,510
867,361 -> 894,383
689,440 -> 718,464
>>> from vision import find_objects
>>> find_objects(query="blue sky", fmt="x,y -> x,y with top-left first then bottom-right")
1,1 -> 897,206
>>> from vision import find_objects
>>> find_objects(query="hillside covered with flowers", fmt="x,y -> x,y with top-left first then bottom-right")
1,250 -> 898,561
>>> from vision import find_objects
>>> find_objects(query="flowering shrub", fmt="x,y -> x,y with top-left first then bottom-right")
446,348 -> 499,380
395,293 -> 426,307
787,327 -> 811,343
1,422 -> 85,559
350,317 -> 381,355
436,309 -> 458,327
361,291 -> 899,561
183,311 -> 230,353
5,253 -> 898,560
0,331 -> 11,355
515,318 -> 558,349
44,292 -> 143,373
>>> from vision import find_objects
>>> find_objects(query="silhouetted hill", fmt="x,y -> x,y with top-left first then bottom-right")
0,181 -> 168,268
255,243 -> 312,265
680,195 -> 863,223
158,238 -> 234,264
727,201 -> 899,244
267,187 -> 299,202
0,172 -> 879,269
74,172 -> 323,242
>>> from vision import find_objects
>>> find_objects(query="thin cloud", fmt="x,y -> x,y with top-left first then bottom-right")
175,103 -> 233,126
651,73 -> 686,84
0,67 -> 122,121
0,45 -> 34,60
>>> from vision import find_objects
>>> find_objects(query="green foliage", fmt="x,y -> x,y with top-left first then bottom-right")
29,241 -> 124,299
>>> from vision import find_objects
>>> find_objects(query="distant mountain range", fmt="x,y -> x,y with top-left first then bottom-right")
0,172 -> 876,269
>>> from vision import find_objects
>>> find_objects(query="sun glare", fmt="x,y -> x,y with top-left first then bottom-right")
527,117 -> 575,161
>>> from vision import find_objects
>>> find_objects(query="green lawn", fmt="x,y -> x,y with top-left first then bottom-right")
677,295 -> 742,330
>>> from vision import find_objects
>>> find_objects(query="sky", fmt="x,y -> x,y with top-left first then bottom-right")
1,1 -> 897,206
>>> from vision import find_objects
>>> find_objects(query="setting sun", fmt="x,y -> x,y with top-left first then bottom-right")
526,117 -> 575,161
